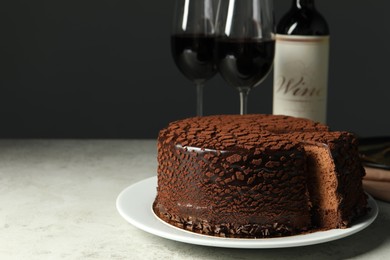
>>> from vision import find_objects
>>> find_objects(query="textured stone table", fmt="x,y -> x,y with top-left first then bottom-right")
1,139 -> 389,260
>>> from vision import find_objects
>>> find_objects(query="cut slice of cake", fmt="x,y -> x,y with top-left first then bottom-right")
290,131 -> 369,230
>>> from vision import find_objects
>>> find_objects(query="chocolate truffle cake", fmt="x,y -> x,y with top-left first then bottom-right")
153,114 -> 368,238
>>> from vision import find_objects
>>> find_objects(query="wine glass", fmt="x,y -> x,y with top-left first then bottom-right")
171,0 -> 219,117
215,0 -> 275,115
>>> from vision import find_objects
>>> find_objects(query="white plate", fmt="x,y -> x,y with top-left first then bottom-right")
116,176 -> 378,249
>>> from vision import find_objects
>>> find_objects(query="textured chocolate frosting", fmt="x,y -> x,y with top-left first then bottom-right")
153,114 -> 368,238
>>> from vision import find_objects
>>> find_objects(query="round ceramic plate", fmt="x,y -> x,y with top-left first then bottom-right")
116,176 -> 378,249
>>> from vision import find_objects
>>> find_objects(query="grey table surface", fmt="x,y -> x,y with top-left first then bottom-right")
0,139 -> 389,260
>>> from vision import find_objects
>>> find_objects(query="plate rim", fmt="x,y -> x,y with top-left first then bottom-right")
116,176 -> 379,249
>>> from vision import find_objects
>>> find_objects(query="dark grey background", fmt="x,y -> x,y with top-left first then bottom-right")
1,0 -> 389,139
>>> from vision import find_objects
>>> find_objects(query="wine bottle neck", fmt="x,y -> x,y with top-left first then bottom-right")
293,0 -> 315,9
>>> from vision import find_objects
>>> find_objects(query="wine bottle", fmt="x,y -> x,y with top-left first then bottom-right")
273,0 -> 329,123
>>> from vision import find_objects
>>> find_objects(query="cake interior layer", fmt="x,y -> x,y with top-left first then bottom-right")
304,143 -> 341,229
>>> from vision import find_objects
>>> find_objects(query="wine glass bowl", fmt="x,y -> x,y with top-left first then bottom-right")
171,0 -> 219,116
215,0 -> 275,115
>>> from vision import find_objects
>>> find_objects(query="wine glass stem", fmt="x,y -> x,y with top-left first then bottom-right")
196,83 -> 204,117
239,88 -> 250,115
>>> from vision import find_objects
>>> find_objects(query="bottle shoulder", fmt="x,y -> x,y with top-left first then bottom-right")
276,8 -> 329,36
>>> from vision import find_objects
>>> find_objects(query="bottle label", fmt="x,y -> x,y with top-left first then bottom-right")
273,34 -> 329,123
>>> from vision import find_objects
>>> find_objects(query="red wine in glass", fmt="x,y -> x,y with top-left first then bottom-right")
216,38 -> 274,90
171,0 -> 218,116
215,0 -> 275,115
171,34 -> 217,84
